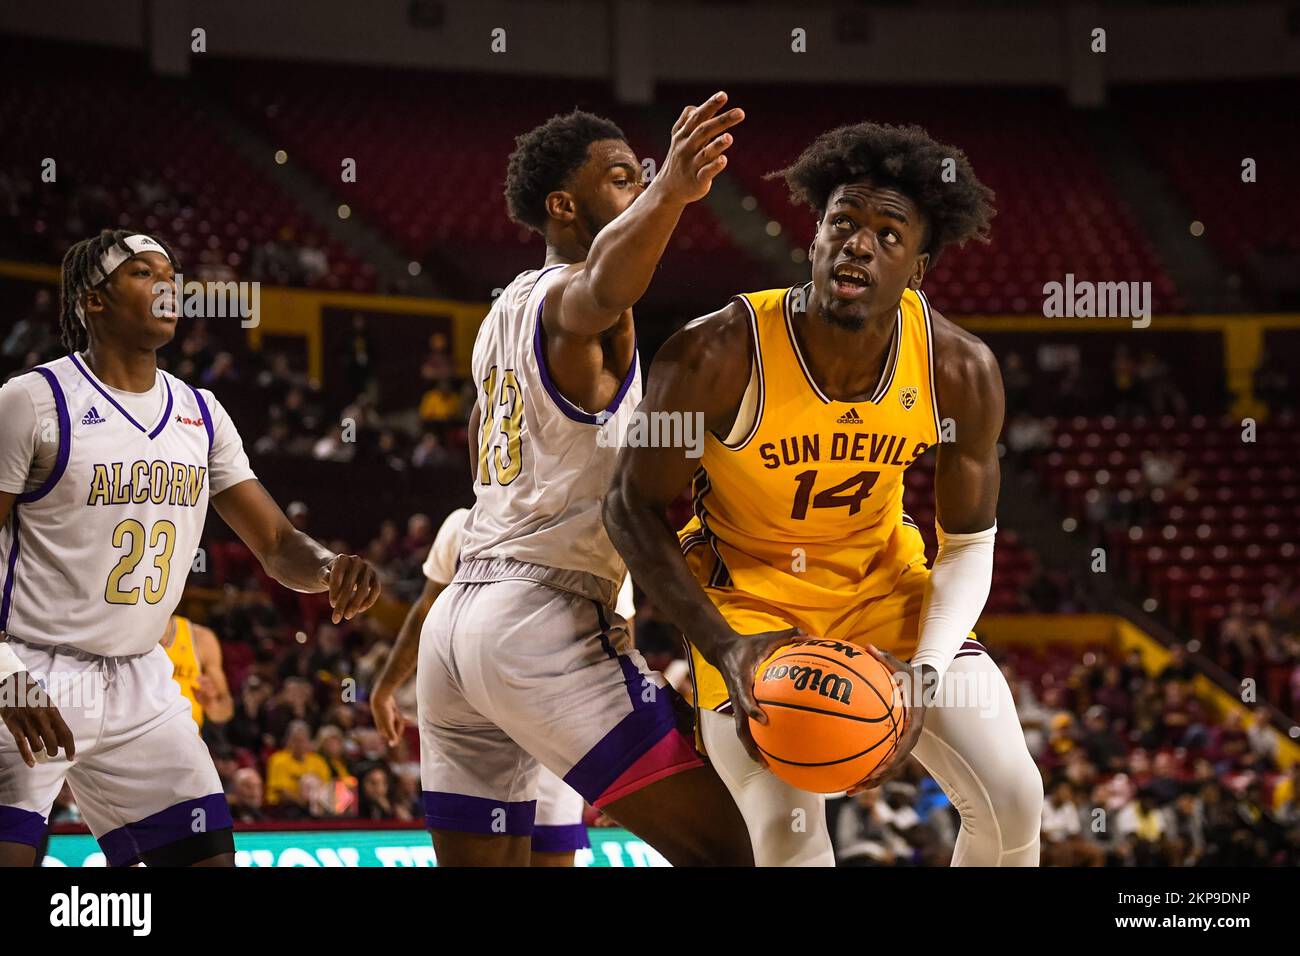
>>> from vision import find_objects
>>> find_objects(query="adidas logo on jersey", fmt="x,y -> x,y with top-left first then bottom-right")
835,407 -> 863,424
80,406 -> 105,425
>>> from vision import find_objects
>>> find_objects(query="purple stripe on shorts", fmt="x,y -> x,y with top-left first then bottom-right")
97,793 -> 233,867
0,805 -> 47,847
422,791 -> 536,836
562,700 -> 677,804
531,823 -> 590,853
593,602 -> 653,712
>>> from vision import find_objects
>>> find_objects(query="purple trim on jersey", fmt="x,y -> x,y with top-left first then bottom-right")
0,804 -> 46,847
187,385 -> 215,452
0,508 -> 22,632
147,377 -> 175,439
97,792 -> 232,867
17,367 -> 71,504
68,352 -> 174,439
422,791 -> 536,836
531,823 -> 590,853
531,295 -> 639,426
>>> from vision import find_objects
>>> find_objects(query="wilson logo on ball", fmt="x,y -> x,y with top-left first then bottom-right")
760,664 -> 854,705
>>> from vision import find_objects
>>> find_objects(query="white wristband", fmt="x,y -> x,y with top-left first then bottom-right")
910,522 -> 997,683
0,641 -> 25,684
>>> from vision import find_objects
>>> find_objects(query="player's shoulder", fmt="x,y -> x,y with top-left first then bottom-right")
658,297 -> 753,372
925,298 -> 1000,394
0,359 -> 66,411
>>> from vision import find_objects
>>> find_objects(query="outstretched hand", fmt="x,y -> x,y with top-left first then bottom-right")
654,91 -> 745,205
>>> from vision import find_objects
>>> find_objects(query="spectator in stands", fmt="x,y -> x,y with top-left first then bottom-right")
410,430 -> 452,469
263,675 -> 321,746
228,768 -> 266,825
356,765 -> 407,821
1041,781 -> 1103,866
1157,643 -> 1198,684
2,288 -> 55,364
419,375 -> 461,423
423,332 -> 454,381
1137,351 -> 1187,417
1079,705 -> 1126,772
227,675 -> 274,754
1158,680 -> 1207,748
265,720 -> 332,815
311,424 -> 356,462
1116,788 -> 1167,865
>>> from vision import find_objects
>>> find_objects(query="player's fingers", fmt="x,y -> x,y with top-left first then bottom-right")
340,566 -> 375,620
669,103 -> 694,137
731,678 -> 766,725
692,132 -> 734,169
350,572 -> 383,618
693,154 -> 728,186
684,107 -> 745,150
34,711 -> 63,760
732,710 -> 766,766
676,91 -> 727,138
330,558 -> 364,622
3,714 -> 36,768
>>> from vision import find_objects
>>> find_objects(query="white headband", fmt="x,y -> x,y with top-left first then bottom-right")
74,234 -> 172,325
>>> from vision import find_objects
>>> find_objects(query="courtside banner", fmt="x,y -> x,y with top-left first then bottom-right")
44,827 -> 670,867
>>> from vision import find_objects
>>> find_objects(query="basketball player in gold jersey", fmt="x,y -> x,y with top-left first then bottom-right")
605,122 -> 1043,866
160,616 -> 232,729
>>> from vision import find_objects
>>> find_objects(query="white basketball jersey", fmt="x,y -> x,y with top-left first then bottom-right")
460,264 -> 641,586
0,355 -> 213,657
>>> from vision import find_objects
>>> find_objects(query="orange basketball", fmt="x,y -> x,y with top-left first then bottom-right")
749,639 -> 904,793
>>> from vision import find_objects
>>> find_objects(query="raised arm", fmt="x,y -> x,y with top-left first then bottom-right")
545,92 -> 744,337
211,479 -> 380,625
603,302 -> 800,762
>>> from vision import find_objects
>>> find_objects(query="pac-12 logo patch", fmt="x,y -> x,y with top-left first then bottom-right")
899,386 -> 918,410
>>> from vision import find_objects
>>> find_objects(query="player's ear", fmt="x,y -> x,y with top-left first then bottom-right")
85,288 -> 106,316
908,253 -> 929,290
545,190 -> 576,225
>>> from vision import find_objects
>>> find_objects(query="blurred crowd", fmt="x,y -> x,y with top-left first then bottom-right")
829,643 -> 1300,866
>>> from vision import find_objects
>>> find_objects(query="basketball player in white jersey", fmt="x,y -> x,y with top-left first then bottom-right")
417,95 -> 755,866
0,230 -> 380,867
374,506 -> 637,866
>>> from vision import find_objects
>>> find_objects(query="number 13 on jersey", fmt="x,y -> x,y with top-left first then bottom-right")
477,365 -> 524,486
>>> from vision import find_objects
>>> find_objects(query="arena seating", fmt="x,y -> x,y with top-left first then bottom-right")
1034,413 -> 1300,643
0,43 -> 372,290
1116,82 -> 1300,276
208,61 -> 769,306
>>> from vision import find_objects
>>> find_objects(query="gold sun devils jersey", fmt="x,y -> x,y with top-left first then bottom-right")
165,615 -> 204,728
678,284 -> 941,620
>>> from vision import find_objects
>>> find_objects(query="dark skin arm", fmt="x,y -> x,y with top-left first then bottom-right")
604,302 -> 800,765
370,576 -> 445,747
849,312 -> 1004,791
540,93 -> 744,413
0,490 -> 77,765
211,479 -> 380,624
544,93 -> 744,338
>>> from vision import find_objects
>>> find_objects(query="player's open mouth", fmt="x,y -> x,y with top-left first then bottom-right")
830,264 -> 872,298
